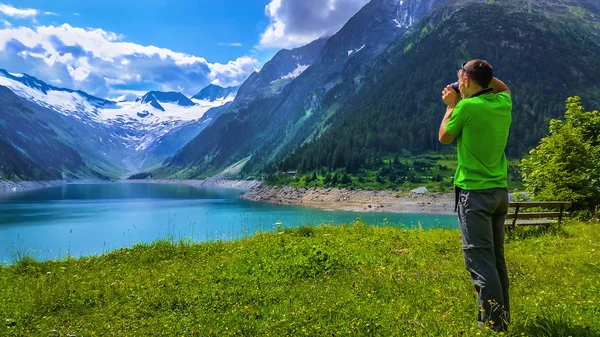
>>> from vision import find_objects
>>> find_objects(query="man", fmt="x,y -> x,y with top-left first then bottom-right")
438,59 -> 512,332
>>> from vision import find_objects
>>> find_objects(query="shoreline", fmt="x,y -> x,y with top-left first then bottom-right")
1,179 -> 456,215
0,178 -> 264,195
124,178 -> 263,190
0,179 -> 106,194
240,185 -> 456,215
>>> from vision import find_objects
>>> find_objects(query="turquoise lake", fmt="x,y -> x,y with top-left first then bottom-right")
0,183 -> 458,264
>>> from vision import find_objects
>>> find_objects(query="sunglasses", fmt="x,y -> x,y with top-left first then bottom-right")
459,62 -> 471,79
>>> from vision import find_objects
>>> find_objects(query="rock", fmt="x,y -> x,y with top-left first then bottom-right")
411,187 -> 428,194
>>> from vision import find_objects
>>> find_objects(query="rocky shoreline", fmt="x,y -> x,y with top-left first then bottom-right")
0,180 -> 105,194
240,185 -> 455,214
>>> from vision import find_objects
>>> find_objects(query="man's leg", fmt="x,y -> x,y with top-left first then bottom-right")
458,189 -> 506,331
492,188 -> 510,327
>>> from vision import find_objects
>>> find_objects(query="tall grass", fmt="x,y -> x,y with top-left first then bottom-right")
0,221 -> 598,336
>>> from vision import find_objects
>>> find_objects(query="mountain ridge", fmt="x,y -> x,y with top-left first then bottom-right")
0,69 -> 112,106
192,84 -> 239,102
136,91 -> 196,111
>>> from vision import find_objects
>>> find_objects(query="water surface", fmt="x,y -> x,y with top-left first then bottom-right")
0,183 -> 457,263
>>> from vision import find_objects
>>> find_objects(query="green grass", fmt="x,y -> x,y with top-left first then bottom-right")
1,221 -> 598,336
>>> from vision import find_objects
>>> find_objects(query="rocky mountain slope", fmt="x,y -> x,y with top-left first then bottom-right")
158,0 -> 450,178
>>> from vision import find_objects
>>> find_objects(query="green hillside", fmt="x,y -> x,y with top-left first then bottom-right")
278,0 -> 600,185
0,87 -> 109,181
154,0 -> 600,184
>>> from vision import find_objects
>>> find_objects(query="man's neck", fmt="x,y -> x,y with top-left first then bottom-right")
464,86 -> 485,98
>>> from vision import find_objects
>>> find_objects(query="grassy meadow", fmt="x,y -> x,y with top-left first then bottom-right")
0,221 -> 598,336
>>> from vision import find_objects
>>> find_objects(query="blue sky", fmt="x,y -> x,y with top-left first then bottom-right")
10,0 -> 272,64
0,0 -> 369,99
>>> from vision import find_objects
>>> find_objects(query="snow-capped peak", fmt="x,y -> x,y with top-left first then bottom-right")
0,69 -> 233,154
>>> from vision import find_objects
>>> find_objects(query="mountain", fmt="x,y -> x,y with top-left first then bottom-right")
278,0 -> 600,176
5,0 -> 599,182
0,86 -> 108,181
0,69 -> 111,107
126,102 -> 233,171
192,84 -> 238,102
157,0 -> 445,178
0,71 -> 235,178
137,91 -> 196,111
235,38 -> 329,99
158,0 -> 600,180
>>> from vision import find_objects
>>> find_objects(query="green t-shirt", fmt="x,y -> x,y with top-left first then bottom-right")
445,91 -> 512,190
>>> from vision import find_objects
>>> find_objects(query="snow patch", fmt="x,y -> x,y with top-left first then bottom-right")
8,139 -> 28,157
280,64 -> 309,81
8,72 -> 23,78
347,45 -> 366,57
0,76 -> 102,119
396,9 -> 415,28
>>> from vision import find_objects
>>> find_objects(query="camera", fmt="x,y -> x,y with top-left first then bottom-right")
450,82 -> 460,94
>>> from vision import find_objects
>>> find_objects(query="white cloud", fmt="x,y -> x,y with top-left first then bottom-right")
209,56 -> 257,86
218,42 -> 243,47
0,23 -> 259,97
0,3 -> 56,18
112,89 -> 148,101
0,3 -> 37,18
259,0 -> 369,49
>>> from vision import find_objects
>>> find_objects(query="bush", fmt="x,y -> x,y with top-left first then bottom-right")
521,97 -> 600,213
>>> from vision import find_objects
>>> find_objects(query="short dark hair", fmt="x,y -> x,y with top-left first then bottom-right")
462,59 -> 494,88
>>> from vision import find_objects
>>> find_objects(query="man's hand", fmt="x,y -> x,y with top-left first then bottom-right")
442,85 -> 460,108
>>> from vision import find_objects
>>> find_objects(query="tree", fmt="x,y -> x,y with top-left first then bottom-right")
341,172 -> 352,185
324,172 -> 333,186
520,97 -> 600,213
332,173 -> 339,185
376,172 -> 385,184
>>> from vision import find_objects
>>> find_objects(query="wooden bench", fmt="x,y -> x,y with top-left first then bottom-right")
505,201 -> 572,229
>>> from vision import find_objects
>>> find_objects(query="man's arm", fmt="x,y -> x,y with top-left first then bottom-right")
439,106 -> 456,144
490,77 -> 511,95
439,85 -> 460,144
